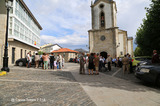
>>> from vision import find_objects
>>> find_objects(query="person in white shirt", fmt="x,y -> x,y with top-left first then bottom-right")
62,56 -> 65,68
99,56 -> 103,71
59,54 -> 63,69
26,52 -> 31,68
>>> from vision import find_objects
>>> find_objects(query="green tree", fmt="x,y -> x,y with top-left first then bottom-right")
135,0 -> 160,56
38,51 -> 43,55
134,47 -> 144,56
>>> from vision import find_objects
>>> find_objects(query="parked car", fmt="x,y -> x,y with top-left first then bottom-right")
69,58 -> 74,62
132,56 -> 151,67
15,55 -> 43,67
135,62 -> 160,86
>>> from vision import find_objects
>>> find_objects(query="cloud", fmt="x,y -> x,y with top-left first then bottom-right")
41,34 -> 88,50
116,0 -> 150,38
24,0 -> 151,50
41,34 -> 88,46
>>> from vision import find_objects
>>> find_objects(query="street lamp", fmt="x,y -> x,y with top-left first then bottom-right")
1,0 -> 13,72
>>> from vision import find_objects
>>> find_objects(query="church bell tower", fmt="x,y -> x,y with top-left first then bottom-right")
91,0 -> 117,30
88,0 -> 119,58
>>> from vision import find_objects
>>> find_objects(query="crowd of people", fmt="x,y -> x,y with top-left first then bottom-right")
79,50 -> 160,75
26,52 -> 65,70
25,50 -> 160,74
79,53 -> 134,75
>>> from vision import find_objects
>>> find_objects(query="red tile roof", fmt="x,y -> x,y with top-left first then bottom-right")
52,48 -> 79,53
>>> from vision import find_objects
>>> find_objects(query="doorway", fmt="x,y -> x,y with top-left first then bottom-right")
12,48 -> 15,64
100,51 -> 107,59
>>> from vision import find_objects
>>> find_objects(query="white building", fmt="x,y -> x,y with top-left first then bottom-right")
40,44 -> 62,53
0,0 -> 42,65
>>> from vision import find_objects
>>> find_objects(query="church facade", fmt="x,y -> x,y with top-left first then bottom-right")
88,0 -> 133,58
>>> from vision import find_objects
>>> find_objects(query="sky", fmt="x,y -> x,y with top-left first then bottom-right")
23,0 -> 151,51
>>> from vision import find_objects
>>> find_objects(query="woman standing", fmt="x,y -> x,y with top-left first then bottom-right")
88,53 -> 95,75
106,55 -> 112,71
42,53 -> 49,70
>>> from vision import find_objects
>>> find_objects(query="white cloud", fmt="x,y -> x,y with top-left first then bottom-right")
116,0 -> 150,38
24,0 -> 151,49
41,34 -> 88,46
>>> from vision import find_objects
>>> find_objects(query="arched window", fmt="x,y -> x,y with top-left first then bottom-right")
100,12 -> 105,28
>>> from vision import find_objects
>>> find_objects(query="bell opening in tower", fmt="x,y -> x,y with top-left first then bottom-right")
100,12 -> 105,28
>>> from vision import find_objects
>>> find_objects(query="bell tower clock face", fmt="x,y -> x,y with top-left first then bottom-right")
100,35 -> 106,41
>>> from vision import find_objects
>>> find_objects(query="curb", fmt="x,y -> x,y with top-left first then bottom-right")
0,71 -> 7,76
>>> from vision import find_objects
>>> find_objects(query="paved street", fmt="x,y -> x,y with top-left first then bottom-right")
0,63 -> 160,106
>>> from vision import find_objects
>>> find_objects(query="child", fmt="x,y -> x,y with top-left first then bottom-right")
57,60 -> 59,69
54,59 -> 57,69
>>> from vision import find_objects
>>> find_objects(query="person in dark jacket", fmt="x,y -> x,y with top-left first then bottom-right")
88,53 -> 95,75
152,50 -> 160,63
50,53 -> 55,69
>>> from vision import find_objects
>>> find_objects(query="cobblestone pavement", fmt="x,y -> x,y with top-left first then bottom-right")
0,63 -> 160,106
0,65 -> 96,106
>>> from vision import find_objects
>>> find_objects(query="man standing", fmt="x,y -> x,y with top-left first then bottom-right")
79,53 -> 85,74
128,55 -> 133,73
122,55 -> 129,74
152,50 -> 160,63
35,53 -> 40,68
94,53 -> 99,75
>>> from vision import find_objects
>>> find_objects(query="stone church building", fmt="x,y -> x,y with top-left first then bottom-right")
88,0 -> 133,58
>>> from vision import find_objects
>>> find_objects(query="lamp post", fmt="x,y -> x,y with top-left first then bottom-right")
1,0 -> 13,72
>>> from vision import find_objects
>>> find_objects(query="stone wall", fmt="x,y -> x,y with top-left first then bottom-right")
89,29 -> 117,57
0,14 -> 7,67
0,0 -> 6,14
118,30 -> 128,57
112,2 -> 117,27
127,39 -> 134,57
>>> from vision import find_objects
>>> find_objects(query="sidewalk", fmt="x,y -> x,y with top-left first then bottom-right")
67,63 -> 160,106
